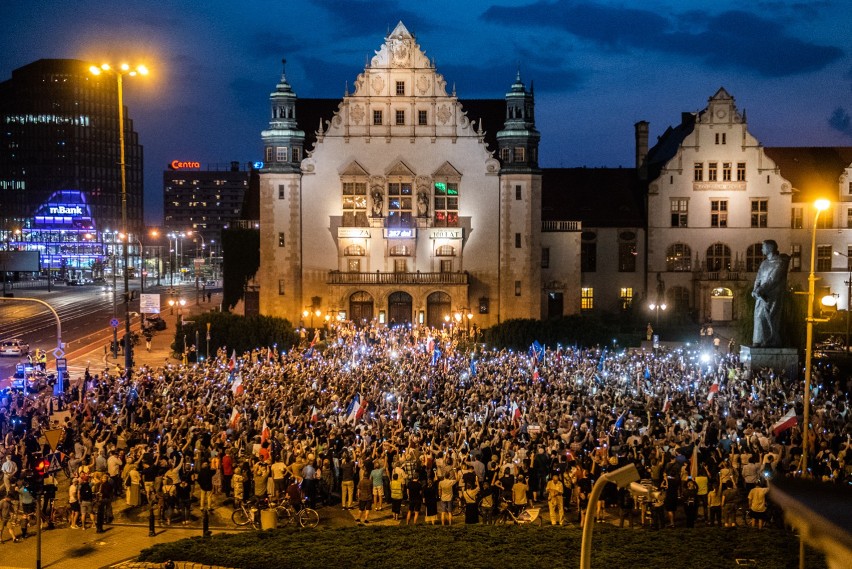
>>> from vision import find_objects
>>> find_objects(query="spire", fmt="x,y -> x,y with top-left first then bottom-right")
497,70 -> 540,172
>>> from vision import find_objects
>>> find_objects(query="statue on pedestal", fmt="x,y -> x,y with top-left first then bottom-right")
751,239 -> 790,348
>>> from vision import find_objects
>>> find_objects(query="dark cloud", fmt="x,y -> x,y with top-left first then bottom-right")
441,61 -> 584,97
246,31 -> 304,60
230,77 -> 272,110
828,107 -> 852,137
311,0 -> 433,37
482,1 -> 844,77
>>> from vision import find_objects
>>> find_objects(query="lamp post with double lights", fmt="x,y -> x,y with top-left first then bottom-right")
833,250 -> 852,352
186,230 -> 205,302
90,62 -> 148,374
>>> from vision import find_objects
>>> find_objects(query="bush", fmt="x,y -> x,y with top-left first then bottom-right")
172,312 -> 298,357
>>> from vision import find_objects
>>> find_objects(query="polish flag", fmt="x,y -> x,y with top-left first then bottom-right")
260,419 -> 270,444
355,399 -> 368,423
231,375 -> 244,396
662,395 -> 671,414
228,350 -> 237,371
772,408 -> 798,436
310,406 -> 319,423
397,398 -> 403,423
510,401 -> 522,423
228,408 -> 241,429
707,381 -> 720,401
427,336 -> 435,355
268,346 -> 274,361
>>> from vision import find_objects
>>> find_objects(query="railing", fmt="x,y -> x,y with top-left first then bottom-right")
328,271 -> 469,285
226,220 -> 259,230
701,270 -> 742,281
541,220 -> 582,232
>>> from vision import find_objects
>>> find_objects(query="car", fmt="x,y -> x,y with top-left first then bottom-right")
8,363 -> 46,392
66,279 -> 81,286
82,277 -> 94,285
92,277 -> 106,284
204,280 -> 217,287
102,283 -> 115,292
0,338 -> 29,357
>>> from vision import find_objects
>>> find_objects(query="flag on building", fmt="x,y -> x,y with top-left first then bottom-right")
771,408 -> 798,436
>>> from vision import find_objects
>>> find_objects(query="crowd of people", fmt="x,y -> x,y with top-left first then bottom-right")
0,322 -> 850,542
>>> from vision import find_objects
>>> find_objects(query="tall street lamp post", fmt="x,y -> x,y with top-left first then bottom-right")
803,198 -> 830,478
90,62 -> 148,375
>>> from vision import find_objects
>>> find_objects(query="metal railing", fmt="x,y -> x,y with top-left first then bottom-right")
327,271 -> 469,285
541,220 -> 582,232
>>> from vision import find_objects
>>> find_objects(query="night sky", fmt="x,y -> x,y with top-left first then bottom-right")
2,0 -> 850,225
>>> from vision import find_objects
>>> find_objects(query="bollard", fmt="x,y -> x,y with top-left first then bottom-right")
148,502 -> 156,537
202,509 -> 212,537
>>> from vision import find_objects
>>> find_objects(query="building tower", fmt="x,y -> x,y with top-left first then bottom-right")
497,72 -> 542,320
258,60 -> 305,317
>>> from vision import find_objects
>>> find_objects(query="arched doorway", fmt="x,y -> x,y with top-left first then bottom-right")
387,291 -> 412,325
710,287 -> 734,322
426,291 -> 451,328
349,291 -> 374,325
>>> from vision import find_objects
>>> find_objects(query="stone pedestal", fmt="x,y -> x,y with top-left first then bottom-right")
739,345 -> 799,379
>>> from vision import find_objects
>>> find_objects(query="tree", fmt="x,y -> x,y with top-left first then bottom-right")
221,228 -> 260,311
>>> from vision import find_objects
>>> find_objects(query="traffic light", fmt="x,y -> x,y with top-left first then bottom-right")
34,456 -> 50,478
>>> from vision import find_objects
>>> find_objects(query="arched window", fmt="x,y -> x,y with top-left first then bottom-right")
745,243 -> 763,272
344,244 -> 364,256
389,245 -> 410,256
666,243 -> 692,272
435,245 -> 455,256
433,181 -> 459,227
706,243 -> 732,272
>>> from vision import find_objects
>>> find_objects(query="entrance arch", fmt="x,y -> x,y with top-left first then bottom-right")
388,291 -> 413,325
349,291 -> 374,325
710,287 -> 734,322
426,291 -> 451,328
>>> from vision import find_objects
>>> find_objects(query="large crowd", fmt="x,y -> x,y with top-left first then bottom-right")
0,322 -> 850,542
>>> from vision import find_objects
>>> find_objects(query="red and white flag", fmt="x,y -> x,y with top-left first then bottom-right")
260,419 -> 270,443
510,401 -> 522,423
228,350 -> 237,371
310,406 -> 319,423
662,395 -> 671,413
427,336 -> 435,355
228,408 -> 241,429
231,375 -> 243,396
772,408 -> 797,436
397,398 -> 403,423
707,381 -> 720,401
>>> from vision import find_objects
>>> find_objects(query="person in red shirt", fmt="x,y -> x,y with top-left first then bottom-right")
222,452 -> 234,498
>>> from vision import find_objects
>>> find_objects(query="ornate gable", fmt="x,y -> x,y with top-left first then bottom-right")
700,86 -> 744,125
432,161 -> 462,179
340,161 -> 369,177
386,160 -> 416,177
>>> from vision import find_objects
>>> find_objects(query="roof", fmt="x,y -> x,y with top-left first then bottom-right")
542,167 -> 645,227
763,147 -> 852,202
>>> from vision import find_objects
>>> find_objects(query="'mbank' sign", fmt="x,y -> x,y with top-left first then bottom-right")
48,205 -> 84,216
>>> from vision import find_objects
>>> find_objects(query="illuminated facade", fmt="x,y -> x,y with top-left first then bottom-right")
257,23 -> 582,327
0,59 -> 144,235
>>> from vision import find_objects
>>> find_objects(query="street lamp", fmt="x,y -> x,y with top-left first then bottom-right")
648,301 -> 667,325
833,250 -> 851,352
150,229 -> 162,286
90,62 -> 148,375
803,198 -> 830,477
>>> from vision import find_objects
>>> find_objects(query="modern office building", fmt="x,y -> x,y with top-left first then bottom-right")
0,58 -> 144,238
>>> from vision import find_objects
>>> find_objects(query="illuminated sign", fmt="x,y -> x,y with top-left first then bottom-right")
48,205 -> 84,216
170,160 -> 201,170
253,161 -> 265,169
338,228 -> 371,238
429,228 -> 463,239
385,229 -> 415,239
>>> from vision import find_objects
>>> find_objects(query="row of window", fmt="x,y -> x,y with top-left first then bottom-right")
693,161 -> 745,182
339,258 -> 455,273
264,145 -> 302,164
670,198 -> 767,228
579,231 -> 638,272
499,146 -> 536,163
367,108 -> 429,126
580,286 -> 693,311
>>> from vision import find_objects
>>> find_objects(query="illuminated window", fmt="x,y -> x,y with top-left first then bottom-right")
513,147 -> 525,162
581,287 -> 594,310
395,110 -> 405,125
276,147 -> 288,162
435,245 -> 455,256
433,182 -> 458,227
347,258 -> 361,272
619,287 -> 633,310
395,81 -> 405,95
394,259 -> 407,273
389,245 -> 410,256
666,243 -> 692,271
373,110 -> 383,125
737,162 -> 746,181
706,243 -> 731,271
708,162 -> 718,181
791,207 -> 803,229
344,244 -> 364,256
710,200 -> 727,228
278,232 -> 285,247
342,182 -> 368,227
694,163 -> 703,181
418,110 -> 427,125
746,243 -> 763,272
816,208 -> 833,229
751,199 -> 768,228
670,199 -> 688,227
387,181 -> 413,227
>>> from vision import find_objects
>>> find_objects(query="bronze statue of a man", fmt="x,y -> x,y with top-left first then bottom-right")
751,239 -> 790,347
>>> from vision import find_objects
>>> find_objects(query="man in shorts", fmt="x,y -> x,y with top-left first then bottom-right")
438,473 -> 456,526
357,471 -> 373,525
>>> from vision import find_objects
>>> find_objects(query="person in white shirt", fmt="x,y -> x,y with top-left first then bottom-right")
1,455 -> 17,494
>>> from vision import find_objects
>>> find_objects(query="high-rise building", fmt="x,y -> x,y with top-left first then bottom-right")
0,58 -> 144,236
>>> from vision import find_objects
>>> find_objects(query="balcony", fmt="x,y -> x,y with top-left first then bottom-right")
328,271 -> 469,285
541,220 -> 582,232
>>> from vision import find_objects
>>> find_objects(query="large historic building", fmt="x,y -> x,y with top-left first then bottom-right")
255,23 -> 852,329
257,22 -> 580,328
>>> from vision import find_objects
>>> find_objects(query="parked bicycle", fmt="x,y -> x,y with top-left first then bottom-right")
231,498 -> 264,529
494,498 -> 543,527
270,499 -> 320,529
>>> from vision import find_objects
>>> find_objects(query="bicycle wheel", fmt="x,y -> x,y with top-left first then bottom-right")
298,508 -> 319,529
276,505 -> 294,526
452,499 -> 464,517
527,513 -> 543,527
231,508 -> 251,526
495,511 -> 509,525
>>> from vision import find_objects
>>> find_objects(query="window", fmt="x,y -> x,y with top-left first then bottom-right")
619,288 -> 633,310
746,243 -> 764,272
347,258 -> 361,272
344,244 -> 364,256
500,148 -> 511,162
751,199 -> 768,228
513,147 -> 525,162
847,208 -> 852,228
435,245 -> 454,256
715,132 -> 726,144
389,245 -> 410,256
276,146 -> 288,162
433,182 -> 458,227
387,181 -> 413,227
849,181 -> 852,195
395,110 -> 405,125
737,162 -> 746,181
515,281 -> 521,297
618,231 -> 637,272
479,297 -> 490,314
265,147 -> 274,162
515,233 -> 521,248
816,208 -> 833,229
440,259 -> 453,273
666,243 -> 692,271
342,182 -> 368,227
847,246 -> 852,270
278,232 -> 285,247
708,162 -> 718,181
418,110 -> 427,125
541,247 -> 550,268
373,109 -> 383,125
581,287 -> 594,310
722,163 -> 732,181
711,200 -> 728,228
278,184 -> 285,199
515,185 -> 522,200
278,280 -> 286,295
791,244 -> 801,272
292,147 -> 301,163
395,81 -> 405,95
394,259 -> 407,273
693,163 -> 703,182
670,199 -> 688,227
817,245 -> 832,271
791,207 -> 803,229
706,243 -> 731,272
581,232 -> 596,272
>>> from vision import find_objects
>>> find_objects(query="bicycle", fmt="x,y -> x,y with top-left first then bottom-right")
494,498 -> 543,527
231,499 -> 263,529
271,500 -> 320,529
